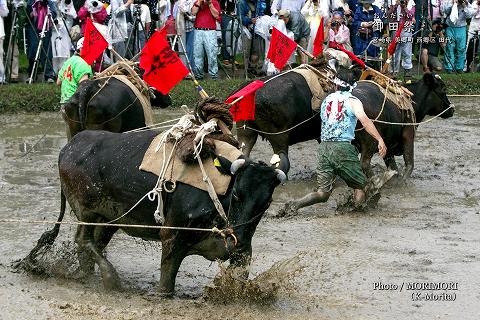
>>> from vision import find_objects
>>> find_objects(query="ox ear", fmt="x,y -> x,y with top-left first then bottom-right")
422,72 -> 436,88
213,156 -> 233,175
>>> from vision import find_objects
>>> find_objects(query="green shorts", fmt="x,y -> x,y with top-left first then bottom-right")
316,141 -> 367,193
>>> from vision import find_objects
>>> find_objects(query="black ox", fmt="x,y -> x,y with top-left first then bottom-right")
234,72 -> 454,179
51,130 -> 285,295
61,77 -> 171,139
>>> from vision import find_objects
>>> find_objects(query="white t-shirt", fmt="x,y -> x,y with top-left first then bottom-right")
0,0 -> 9,38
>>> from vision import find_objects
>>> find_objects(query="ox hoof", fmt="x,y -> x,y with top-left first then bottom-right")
276,201 -> 298,218
103,278 -> 122,291
157,289 -> 175,298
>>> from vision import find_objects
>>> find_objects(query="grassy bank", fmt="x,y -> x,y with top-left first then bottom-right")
0,79 -> 246,113
0,73 -> 478,113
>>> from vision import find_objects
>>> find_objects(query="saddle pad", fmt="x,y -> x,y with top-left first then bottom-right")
292,68 -> 330,111
139,135 -> 243,195
110,75 -> 154,126
358,80 -> 413,111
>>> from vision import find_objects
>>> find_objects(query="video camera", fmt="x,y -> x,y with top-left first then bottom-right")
331,20 -> 341,27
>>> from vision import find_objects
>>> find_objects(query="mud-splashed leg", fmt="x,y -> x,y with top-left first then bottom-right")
402,127 -> 415,180
158,237 -> 187,296
75,225 -> 95,278
77,220 -> 122,290
360,149 -> 374,178
237,124 -> 258,157
384,155 -> 399,172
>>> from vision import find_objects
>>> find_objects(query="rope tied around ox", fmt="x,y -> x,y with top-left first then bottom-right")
0,219 -> 237,246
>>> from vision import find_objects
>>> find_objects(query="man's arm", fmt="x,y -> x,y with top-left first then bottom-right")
349,98 -> 387,158
206,0 -> 220,20
79,74 -> 89,83
191,0 -> 202,15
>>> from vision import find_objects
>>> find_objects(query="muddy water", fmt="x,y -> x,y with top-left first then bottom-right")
0,99 -> 479,319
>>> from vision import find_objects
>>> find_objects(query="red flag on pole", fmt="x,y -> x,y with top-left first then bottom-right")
267,27 -> 297,70
139,29 -> 189,94
387,22 -> 405,55
312,17 -> 324,57
225,80 -> 265,121
80,18 -> 108,65
331,43 -> 367,69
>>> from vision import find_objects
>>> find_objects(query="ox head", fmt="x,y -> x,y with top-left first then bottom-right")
150,89 -> 172,109
215,157 -> 286,265
415,73 -> 455,120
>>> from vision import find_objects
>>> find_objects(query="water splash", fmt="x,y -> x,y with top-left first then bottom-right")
14,241 -> 79,278
204,252 -> 308,305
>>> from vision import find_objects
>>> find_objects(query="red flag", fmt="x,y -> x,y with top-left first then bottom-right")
312,17 -> 324,57
267,27 -> 297,70
80,18 -> 108,65
331,43 -> 366,69
225,80 -> 265,121
387,22 -> 405,55
139,29 -> 189,94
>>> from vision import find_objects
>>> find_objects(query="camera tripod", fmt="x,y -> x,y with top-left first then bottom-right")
125,4 -> 148,59
4,1 -> 34,83
4,4 -> 23,83
28,8 -> 59,84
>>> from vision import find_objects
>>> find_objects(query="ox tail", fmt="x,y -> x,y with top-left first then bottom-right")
14,190 -> 67,272
77,80 -> 98,130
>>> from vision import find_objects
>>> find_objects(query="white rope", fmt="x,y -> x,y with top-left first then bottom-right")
239,111 -> 320,135
0,219 -> 221,233
371,105 -> 454,126
447,94 -> 480,97
123,117 -> 183,133
193,120 -> 218,158
240,104 -> 454,136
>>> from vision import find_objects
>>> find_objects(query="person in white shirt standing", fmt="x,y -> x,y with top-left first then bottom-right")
271,0 -> 305,16
0,0 -> 9,84
109,0 -> 133,59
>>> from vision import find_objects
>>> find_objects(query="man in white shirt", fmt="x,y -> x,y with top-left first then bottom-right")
271,0 -> 305,15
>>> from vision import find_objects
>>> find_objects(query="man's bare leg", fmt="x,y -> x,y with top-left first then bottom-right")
353,189 -> 366,206
278,191 -> 331,217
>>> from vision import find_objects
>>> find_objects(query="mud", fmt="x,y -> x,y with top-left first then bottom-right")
0,98 -> 479,319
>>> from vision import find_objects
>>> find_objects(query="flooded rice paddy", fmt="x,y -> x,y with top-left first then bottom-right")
0,98 -> 479,319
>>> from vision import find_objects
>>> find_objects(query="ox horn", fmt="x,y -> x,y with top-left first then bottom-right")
230,159 -> 246,175
275,169 -> 287,184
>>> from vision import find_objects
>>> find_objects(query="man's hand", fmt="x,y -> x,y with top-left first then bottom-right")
378,139 -> 387,158
251,17 -> 257,24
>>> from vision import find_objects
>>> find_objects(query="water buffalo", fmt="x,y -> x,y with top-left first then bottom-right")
353,73 -> 454,179
53,130 -> 285,295
61,77 -> 171,139
234,72 -> 454,178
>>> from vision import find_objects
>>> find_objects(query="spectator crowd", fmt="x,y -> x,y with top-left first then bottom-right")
1,0 -> 480,84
